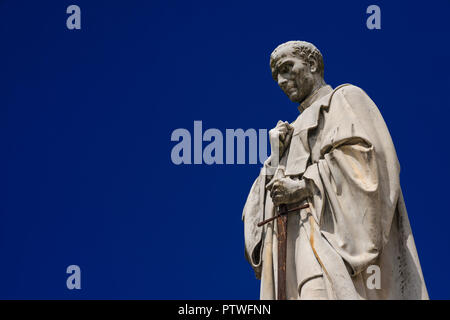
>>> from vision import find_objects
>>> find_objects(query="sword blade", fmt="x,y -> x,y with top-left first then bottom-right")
277,203 -> 288,300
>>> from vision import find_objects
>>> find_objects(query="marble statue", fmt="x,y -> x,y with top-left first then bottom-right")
242,41 -> 429,300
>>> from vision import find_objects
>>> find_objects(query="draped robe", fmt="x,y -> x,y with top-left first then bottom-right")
242,84 -> 428,299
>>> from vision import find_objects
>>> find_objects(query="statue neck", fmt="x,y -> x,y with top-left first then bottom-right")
310,79 -> 326,94
299,79 -> 328,112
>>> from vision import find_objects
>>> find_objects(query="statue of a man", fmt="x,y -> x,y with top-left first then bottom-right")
242,41 -> 429,299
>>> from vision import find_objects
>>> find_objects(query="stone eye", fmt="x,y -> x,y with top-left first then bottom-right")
279,63 -> 292,74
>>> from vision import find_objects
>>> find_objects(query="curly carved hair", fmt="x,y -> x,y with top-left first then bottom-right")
270,41 -> 324,80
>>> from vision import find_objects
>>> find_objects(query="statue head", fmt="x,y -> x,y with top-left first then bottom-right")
270,41 -> 325,103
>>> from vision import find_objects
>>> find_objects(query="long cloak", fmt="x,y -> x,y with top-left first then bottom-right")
242,84 -> 428,299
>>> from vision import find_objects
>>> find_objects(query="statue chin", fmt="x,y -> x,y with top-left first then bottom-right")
287,92 -> 300,103
288,88 -> 310,103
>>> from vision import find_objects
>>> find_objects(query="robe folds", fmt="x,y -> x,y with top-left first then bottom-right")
243,84 -> 429,300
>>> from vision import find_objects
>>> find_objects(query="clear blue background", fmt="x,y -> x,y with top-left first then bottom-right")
1,0 -> 449,299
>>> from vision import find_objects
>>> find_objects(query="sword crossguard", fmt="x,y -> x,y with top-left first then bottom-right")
257,203 -> 310,227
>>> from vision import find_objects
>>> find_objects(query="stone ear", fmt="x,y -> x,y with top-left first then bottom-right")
309,56 -> 318,73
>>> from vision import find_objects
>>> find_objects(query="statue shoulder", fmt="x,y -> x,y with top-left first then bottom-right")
328,84 -> 379,117
331,83 -> 371,103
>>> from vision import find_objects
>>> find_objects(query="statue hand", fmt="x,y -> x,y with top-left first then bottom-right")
267,177 -> 309,206
269,121 -> 292,157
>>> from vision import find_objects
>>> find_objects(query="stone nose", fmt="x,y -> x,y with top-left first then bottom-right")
277,74 -> 288,87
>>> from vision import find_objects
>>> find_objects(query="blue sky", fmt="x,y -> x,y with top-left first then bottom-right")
1,0 -> 450,299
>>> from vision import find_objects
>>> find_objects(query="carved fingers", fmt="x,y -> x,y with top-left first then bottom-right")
269,121 -> 293,157
267,177 -> 309,206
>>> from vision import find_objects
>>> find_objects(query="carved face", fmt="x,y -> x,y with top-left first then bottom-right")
272,47 -> 316,103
